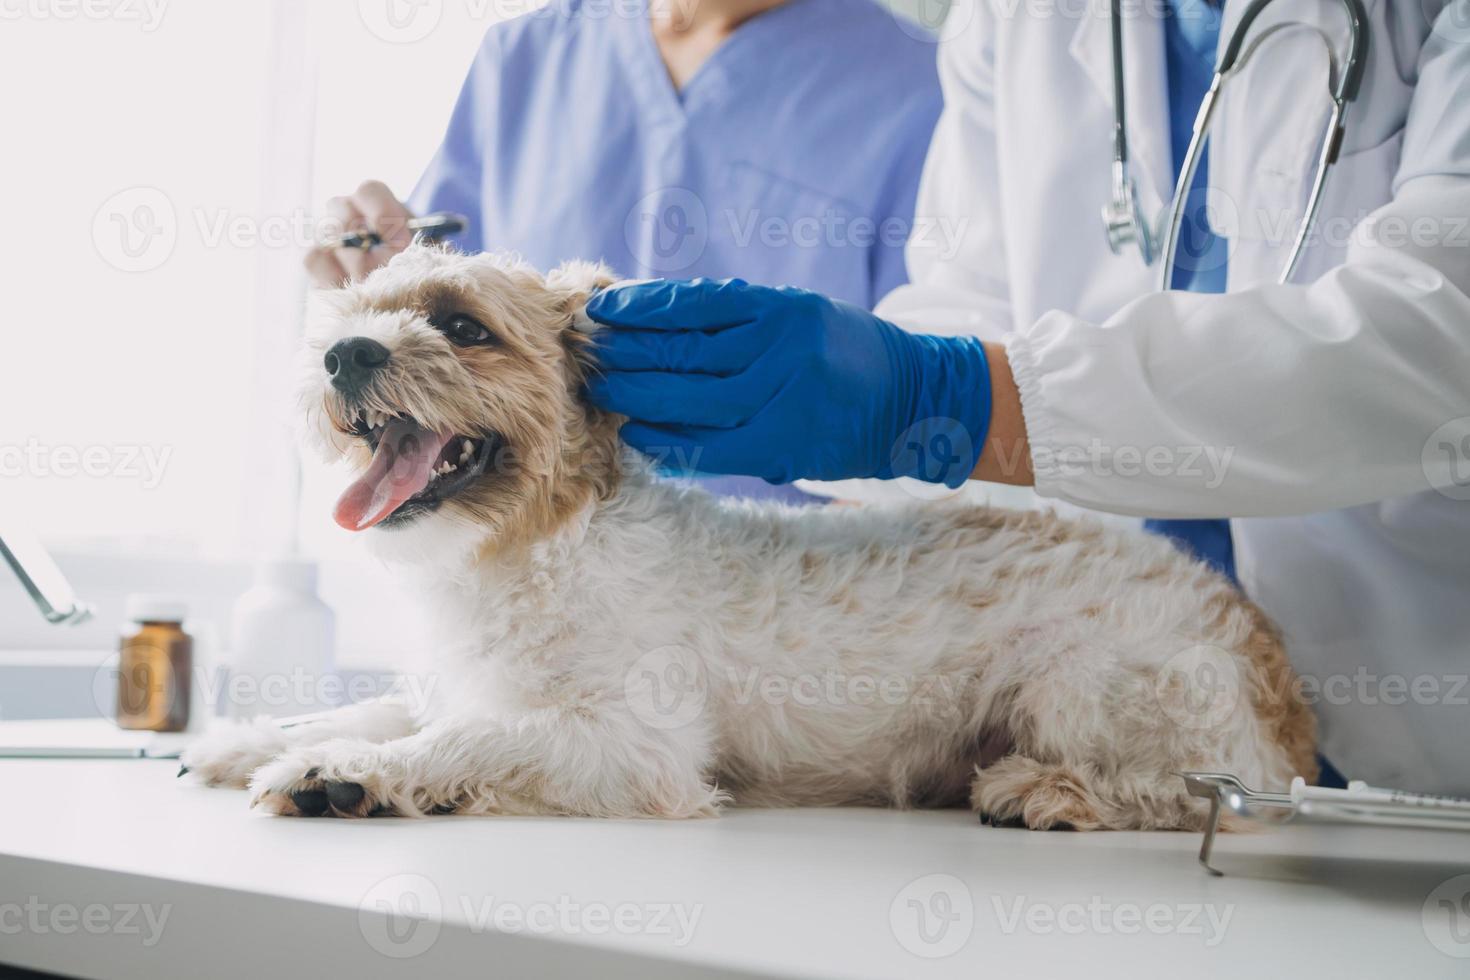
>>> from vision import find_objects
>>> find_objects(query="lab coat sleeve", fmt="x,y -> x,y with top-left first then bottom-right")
897,0 -> 1013,338
1011,172 -> 1470,518
1008,10 -> 1470,519
406,31 -> 504,254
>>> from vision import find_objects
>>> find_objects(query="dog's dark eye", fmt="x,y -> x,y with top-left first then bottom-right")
435,314 -> 495,348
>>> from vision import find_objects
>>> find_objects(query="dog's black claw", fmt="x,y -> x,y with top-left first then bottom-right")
290,788 -> 331,816
325,781 -> 366,813
177,764 -> 190,778
990,813 -> 1028,829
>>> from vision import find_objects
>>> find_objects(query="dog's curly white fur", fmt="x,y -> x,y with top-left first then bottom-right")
184,245 -> 1316,829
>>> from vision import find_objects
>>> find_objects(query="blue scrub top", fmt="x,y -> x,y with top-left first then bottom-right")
1144,0 -> 1236,578
409,0 -> 942,311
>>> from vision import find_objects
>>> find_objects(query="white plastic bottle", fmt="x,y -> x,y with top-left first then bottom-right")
228,558 -> 336,719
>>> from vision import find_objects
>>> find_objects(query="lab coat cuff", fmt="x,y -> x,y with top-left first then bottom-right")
1003,324 -> 1063,500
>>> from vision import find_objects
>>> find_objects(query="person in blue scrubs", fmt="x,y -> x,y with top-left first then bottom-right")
307,0 -> 941,499
1140,0 -> 1237,579
412,0 -> 940,309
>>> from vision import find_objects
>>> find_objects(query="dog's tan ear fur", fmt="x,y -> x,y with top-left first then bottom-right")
544,260 -> 618,336
540,260 -> 625,512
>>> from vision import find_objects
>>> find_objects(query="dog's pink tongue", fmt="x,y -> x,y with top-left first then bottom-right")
333,419 -> 455,531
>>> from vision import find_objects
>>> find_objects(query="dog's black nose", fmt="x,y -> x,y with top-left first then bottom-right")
324,337 -> 390,394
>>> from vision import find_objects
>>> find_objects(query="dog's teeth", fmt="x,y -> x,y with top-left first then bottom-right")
462,439 -> 474,457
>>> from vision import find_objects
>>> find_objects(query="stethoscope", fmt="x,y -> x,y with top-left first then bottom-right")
1101,0 -> 1370,289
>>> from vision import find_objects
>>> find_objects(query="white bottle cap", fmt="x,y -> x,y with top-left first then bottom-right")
125,593 -> 188,623
253,558 -> 318,593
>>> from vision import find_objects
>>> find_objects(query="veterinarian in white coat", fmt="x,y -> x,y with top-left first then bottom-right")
587,0 -> 1470,794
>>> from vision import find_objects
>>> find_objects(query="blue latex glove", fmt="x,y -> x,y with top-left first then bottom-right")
584,279 -> 993,487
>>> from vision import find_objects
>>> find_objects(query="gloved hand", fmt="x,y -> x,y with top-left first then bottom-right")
584,278 -> 993,487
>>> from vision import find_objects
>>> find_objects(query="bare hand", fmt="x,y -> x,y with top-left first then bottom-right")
304,180 -> 415,288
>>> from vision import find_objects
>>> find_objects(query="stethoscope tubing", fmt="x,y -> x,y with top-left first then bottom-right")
1108,0 -> 1371,289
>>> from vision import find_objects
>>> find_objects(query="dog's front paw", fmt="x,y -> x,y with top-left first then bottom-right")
179,718 -> 290,788
248,741 -> 395,818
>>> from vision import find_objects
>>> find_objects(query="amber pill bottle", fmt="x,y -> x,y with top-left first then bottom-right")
116,595 -> 192,732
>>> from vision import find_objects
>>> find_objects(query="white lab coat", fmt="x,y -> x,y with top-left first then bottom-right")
891,0 -> 1470,792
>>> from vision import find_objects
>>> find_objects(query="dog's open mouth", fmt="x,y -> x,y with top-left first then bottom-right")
332,409 -> 499,531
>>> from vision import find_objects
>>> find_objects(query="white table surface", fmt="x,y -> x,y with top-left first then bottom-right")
2,759 -> 1469,979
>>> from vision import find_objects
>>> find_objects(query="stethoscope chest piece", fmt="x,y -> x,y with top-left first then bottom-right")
1102,159 -> 1158,267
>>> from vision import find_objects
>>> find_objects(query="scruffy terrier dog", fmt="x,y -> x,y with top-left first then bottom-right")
182,244 -> 1316,829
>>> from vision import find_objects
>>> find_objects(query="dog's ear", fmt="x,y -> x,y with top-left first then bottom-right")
544,261 -> 618,335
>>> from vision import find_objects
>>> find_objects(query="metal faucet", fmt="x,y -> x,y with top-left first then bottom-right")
0,524 -> 93,625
